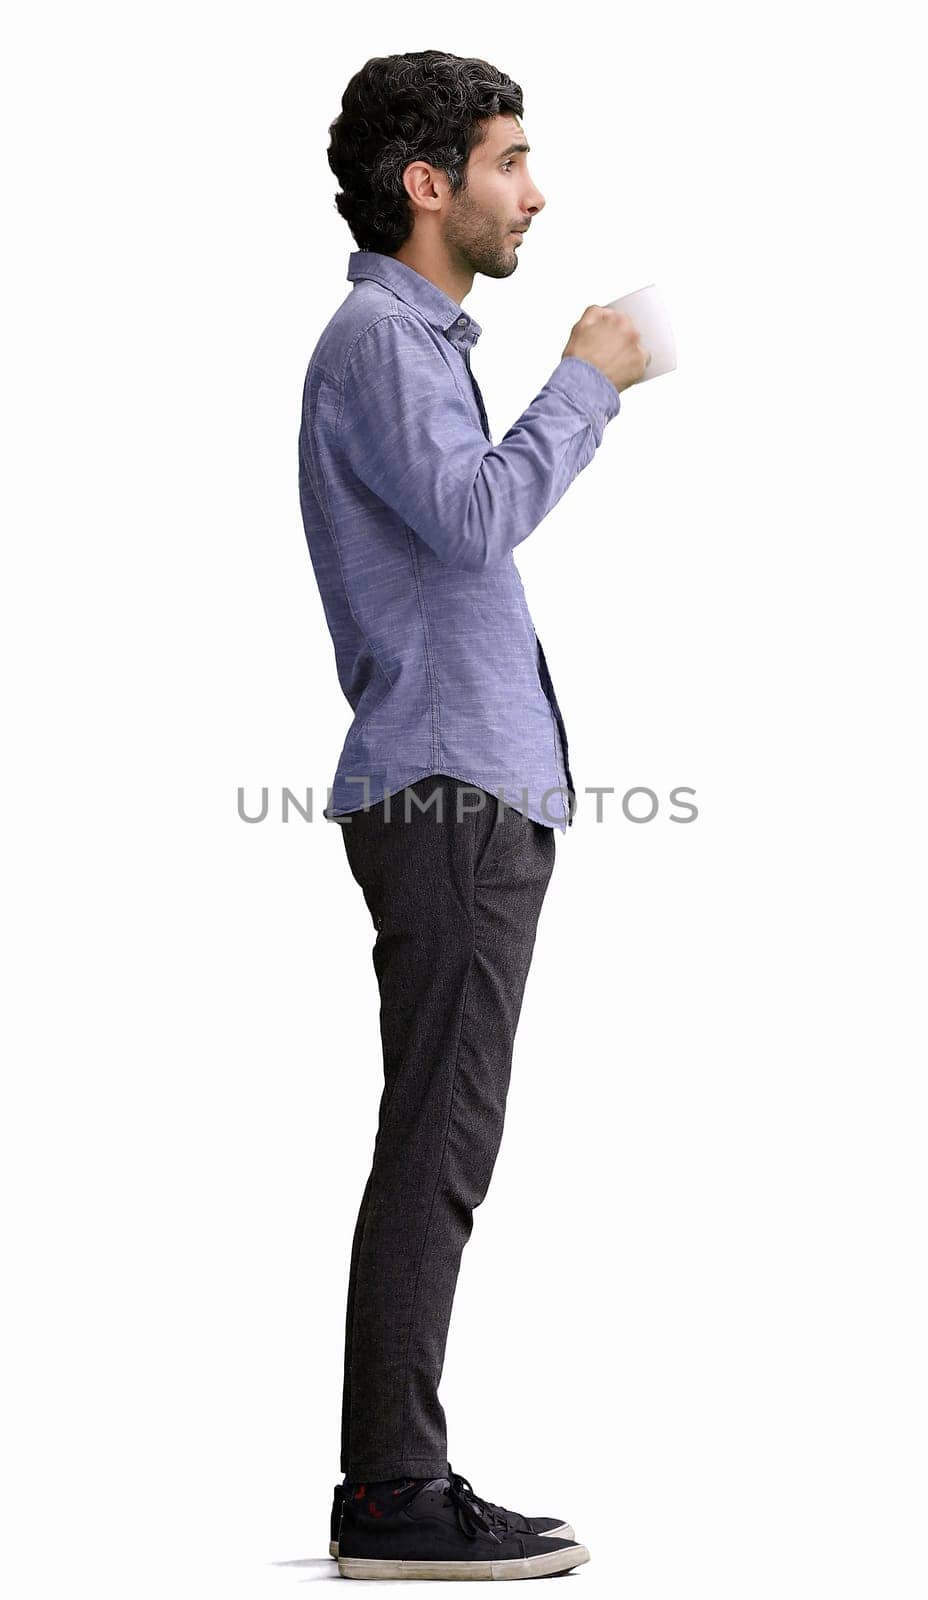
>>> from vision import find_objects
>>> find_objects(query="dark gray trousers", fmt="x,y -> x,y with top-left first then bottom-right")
335,777 -> 557,1480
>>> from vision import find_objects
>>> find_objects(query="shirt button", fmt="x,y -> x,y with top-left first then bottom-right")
457,317 -> 466,326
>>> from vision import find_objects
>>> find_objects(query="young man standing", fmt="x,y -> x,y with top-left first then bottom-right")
297,50 -> 649,1581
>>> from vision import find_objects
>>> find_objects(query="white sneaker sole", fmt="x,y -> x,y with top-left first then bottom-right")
329,1522 -> 575,1559
336,1540 -> 590,1580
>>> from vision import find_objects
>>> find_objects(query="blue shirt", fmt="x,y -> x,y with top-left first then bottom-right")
297,249 -> 621,832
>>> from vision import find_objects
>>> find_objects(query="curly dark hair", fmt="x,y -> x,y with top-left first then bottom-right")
327,50 -> 524,255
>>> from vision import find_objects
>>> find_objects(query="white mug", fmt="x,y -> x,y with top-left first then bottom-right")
606,284 -> 677,382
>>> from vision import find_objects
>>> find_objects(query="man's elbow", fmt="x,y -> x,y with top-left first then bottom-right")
429,514 -> 513,573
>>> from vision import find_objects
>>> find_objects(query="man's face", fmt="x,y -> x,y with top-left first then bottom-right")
442,114 -> 546,280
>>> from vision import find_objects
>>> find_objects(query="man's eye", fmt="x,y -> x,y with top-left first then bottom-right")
502,159 -> 514,171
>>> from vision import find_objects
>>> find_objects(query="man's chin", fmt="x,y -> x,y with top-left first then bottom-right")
476,254 -> 519,281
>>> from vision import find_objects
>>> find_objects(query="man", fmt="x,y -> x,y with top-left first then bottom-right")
297,50 -> 649,1582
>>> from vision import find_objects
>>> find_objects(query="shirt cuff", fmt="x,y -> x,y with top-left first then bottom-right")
547,355 -> 622,426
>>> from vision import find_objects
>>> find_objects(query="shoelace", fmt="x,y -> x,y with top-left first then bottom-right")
443,1470 -> 505,1543
446,1469 -> 518,1539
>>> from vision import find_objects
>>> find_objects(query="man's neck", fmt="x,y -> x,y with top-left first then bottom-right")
390,243 -> 474,310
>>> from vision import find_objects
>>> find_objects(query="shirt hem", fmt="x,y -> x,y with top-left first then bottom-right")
324,764 -> 572,833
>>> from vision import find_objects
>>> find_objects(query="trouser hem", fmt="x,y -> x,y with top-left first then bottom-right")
344,1456 -> 450,1481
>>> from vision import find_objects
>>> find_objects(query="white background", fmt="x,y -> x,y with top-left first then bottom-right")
3,4 -> 925,1597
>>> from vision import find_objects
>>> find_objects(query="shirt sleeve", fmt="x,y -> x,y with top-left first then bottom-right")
335,312 -> 620,572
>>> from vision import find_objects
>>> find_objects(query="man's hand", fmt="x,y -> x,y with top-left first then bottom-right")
562,305 -> 651,394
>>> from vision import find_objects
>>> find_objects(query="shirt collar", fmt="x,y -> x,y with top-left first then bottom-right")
347,250 -> 482,353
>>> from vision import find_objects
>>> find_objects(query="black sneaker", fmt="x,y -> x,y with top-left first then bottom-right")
336,1473 -> 590,1580
329,1482 -> 345,1557
328,1468 -> 575,1557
